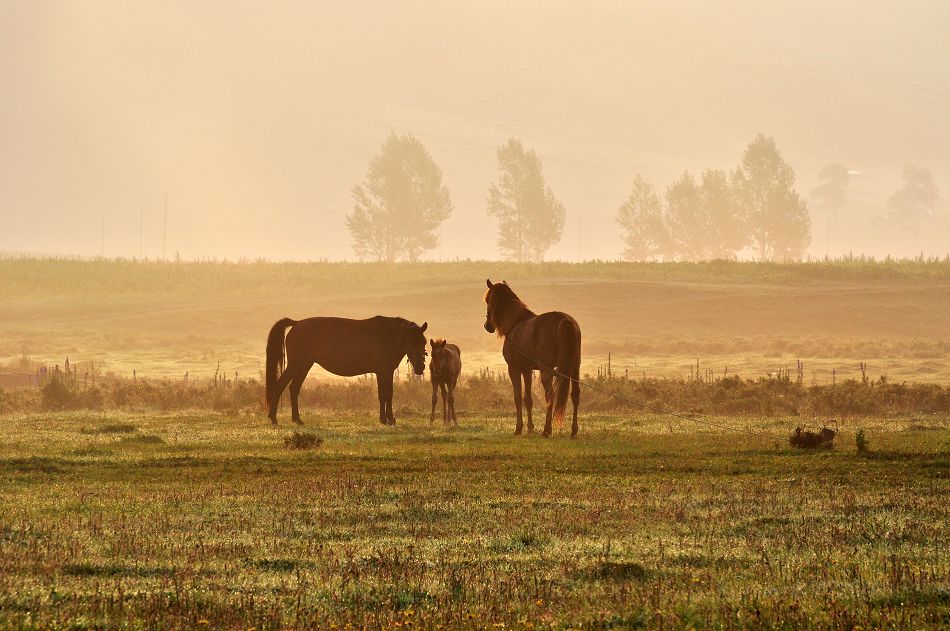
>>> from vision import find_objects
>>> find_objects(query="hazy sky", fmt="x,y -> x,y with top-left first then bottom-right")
2,1 -> 948,260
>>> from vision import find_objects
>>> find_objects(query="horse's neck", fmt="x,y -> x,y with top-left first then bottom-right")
501,304 -> 535,335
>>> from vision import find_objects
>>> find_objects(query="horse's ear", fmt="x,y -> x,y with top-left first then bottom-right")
420,322 -> 428,333
486,278 -> 493,289
429,338 -> 434,346
502,279 -> 507,285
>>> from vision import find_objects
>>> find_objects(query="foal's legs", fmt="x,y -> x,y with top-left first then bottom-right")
430,380 -> 439,424
440,383 -> 448,422
447,379 -> 457,425
540,368 -> 555,438
508,364 -> 524,435
522,369 -> 534,433
288,361 -> 313,425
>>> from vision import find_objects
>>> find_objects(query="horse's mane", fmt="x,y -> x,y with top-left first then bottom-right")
485,284 -> 535,337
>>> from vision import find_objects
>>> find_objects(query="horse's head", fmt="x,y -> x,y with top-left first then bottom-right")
405,321 -> 428,375
484,278 -> 514,334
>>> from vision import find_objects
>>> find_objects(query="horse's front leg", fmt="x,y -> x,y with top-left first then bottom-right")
508,365 -> 524,435
430,381 -> 438,424
377,371 -> 395,425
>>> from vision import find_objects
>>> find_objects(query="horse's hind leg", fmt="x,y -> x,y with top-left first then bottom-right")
508,365 -> 524,435
288,362 -> 312,425
522,369 -> 534,433
267,368 -> 296,424
570,374 -> 580,438
540,368 -> 554,438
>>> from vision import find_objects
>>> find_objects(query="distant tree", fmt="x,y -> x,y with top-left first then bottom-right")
887,166 -> 938,245
809,164 -> 851,255
732,135 -> 811,260
487,138 -> 566,262
665,171 -> 708,261
616,175 -> 668,261
347,132 -> 453,262
700,169 -> 745,259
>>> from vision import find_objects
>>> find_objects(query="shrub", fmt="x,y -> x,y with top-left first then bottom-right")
284,431 -> 322,450
856,428 -> 869,455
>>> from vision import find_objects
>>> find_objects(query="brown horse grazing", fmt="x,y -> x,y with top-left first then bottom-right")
484,279 -> 581,437
265,316 -> 427,425
429,338 -> 461,425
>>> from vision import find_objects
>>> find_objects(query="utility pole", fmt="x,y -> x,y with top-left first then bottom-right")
162,193 -> 168,260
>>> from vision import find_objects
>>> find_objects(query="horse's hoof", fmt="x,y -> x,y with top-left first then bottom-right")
269,417 -> 277,426
541,431 -> 551,438
514,428 -> 523,436
292,418 -> 303,426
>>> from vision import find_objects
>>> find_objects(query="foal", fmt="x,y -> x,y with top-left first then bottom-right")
429,339 -> 461,425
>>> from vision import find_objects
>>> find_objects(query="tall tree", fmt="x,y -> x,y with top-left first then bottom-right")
700,168 -> 745,259
665,171 -> 708,261
809,164 -> 850,256
887,165 -> 938,245
487,138 -> 566,262
616,175 -> 668,261
732,134 -> 811,260
347,132 -> 453,262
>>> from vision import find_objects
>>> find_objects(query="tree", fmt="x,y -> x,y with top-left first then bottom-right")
487,138 -> 566,262
809,164 -> 850,256
616,175 -> 668,261
665,171 -> 708,261
887,166 -> 938,245
701,169 -> 745,259
732,134 -> 810,260
347,132 -> 453,262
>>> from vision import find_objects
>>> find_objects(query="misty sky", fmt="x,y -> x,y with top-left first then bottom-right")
2,1 -> 948,261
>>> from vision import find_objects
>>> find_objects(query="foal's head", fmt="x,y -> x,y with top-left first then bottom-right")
429,338 -> 448,375
404,321 -> 428,375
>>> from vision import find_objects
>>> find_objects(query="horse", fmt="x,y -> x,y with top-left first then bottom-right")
483,279 -> 581,437
265,316 -> 428,425
428,338 -> 461,425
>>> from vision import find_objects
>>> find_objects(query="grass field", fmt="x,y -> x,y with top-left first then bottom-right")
2,257 -> 949,628
1,411 -> 948,629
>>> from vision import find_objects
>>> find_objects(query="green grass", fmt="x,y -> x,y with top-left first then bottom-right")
1,411 -> 948,629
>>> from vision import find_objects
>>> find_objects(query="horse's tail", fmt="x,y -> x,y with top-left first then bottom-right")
552,318 -> 581,428
265,318 -> 296,410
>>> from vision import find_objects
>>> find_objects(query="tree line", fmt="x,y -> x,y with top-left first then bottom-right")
346,132 -> 938,263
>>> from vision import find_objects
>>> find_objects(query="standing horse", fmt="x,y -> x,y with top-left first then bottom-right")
429,338 -> 461,425
265,316 -> 427,425
483,280 -> 581,437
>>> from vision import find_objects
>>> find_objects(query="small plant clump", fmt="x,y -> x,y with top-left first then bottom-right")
283,431 -> 322,450
790,421 -> 837,449
855,428 -> 869,455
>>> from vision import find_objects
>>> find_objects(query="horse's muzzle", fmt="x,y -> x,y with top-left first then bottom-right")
484,322 -> 495,333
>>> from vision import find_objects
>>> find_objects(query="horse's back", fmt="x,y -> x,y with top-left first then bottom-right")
284,315 -> 403,376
